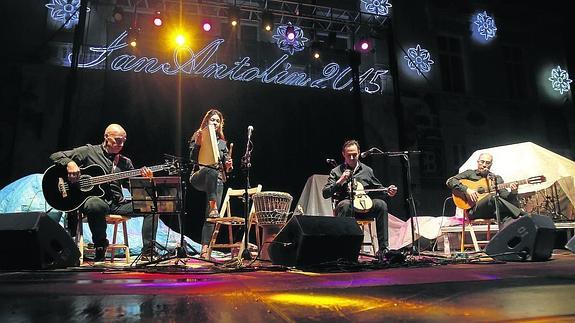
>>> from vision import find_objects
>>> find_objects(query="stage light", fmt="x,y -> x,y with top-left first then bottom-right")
112,6 -> 124,22
202,19 -> 212,32
286,23 -> 295,41
355,38 -> 373,53
128,26 -> 140,47
261,11 -> 274,32
229,6 -> 240,27
175,34 -> 186,46
313,52 -> 320,59
153,11 -> 163,27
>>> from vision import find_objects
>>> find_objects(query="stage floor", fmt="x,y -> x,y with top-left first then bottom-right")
1,251 -> 574,322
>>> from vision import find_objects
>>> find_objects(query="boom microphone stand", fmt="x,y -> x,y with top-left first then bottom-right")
364,147 -> 422,255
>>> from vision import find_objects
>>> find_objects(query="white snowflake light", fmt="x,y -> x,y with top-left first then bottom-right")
360,0 -> 393,16
473,11 -> 497,40
548,66 -> 572,95
403,44 -> 434,75
272,23 -> 309,56
45,0 -> 90,29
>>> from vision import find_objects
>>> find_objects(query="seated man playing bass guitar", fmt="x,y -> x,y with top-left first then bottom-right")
322,140 -> 397,260
446,152 -> 524,223
47,124 -> 156,262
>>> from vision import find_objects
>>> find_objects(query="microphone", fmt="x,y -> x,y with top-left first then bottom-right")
247,125 -> 254,141
360,147 -> 377,159
326,158 -> 337,167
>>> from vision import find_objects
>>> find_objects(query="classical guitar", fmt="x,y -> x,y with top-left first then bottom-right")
452,175 -> 546,210
42,161 -> 177,212
351,180 -> 392,213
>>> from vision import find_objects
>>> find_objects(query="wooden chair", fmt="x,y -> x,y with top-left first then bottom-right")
74,212 -> 131,265
460,210 -> 496,252
357,218 -> 379,256
205,185 -> 262,260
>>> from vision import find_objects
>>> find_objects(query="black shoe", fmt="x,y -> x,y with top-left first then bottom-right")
375,248 -> 389,262
94,239 -> 109,262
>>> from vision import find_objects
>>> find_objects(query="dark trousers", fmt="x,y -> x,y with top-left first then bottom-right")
190,167 -> 224,245
469,193 -> 522,222
335,198 -> 389,250
81,196 -> 159,251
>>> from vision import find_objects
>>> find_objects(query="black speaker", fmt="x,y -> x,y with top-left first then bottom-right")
485,214 -> 556,261
268,215 -> 364,267
566,235 -> 575,253
0,212 -> 80,270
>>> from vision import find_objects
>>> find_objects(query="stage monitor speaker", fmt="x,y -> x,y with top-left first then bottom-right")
485,214 -> 556,261
0,212 -> 80,270
566,235 -> 575,253
268,215 -> 364,267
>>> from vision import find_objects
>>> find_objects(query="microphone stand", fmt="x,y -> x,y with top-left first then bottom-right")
487,173 -> 502,226
368,148 -> 422,255
240,134 -> 254,260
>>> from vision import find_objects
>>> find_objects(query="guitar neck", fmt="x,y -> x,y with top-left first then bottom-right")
496,179 -> 528,190
91,165 -> 165,185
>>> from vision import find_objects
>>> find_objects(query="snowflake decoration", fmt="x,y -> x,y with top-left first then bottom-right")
548,66 -> 572,95
403,44 -> 434,75
45,0 -> 90,29
360,0 -> 393,16
473,11 -> 497,40
272,24 -> 309,55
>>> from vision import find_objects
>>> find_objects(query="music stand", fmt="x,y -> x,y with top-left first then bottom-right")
129,176 -> 182,265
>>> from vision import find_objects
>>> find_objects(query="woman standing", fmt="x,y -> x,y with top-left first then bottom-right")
189,109 -> 233,257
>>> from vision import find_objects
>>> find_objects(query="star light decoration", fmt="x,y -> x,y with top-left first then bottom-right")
403,44 -> 434,75
548,66 -> 572,95
360,0 -> 393,16
45,0 -> 90,29
473,11 -> 497,40
272,24 -> 309,55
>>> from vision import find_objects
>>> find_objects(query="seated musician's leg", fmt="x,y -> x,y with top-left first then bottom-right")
370,199 -> 389,251
469,194 -> 496,220
82,196 -> 110,261
334,199 -> 353,218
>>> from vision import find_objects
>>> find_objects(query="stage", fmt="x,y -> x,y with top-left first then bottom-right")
1,251 -> 574,322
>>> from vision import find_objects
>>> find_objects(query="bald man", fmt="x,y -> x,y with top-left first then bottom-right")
50,124 -> 155,262
446,152 -> 521,223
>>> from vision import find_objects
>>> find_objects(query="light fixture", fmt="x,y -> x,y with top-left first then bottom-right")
201,19 -> 212,32
261,10 -> 274,32
229,6 -> 240,27
153,11 -> 163,27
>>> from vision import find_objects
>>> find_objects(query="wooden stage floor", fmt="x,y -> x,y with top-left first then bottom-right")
1,251 -> 574,322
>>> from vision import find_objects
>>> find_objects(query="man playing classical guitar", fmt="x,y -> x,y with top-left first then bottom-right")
446,152 -> 522,223
49,124 -> 155,262
322,140 -> 398,260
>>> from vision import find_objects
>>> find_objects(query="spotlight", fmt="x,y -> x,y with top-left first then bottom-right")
311,40 -> 323,59
261,10 -> 274,32
355,38 -> 373,53
286,23 -> 295,41
229,6 -> 240,27
128,26 -> 140,47
201,19 -> 212,32
112,6 -> 124,22
313,52 -> 320,59
175,34 -> 186,46
153,11 -> 163,27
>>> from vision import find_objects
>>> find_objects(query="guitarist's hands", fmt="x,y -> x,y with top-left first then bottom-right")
466,188 -> 479,202
387,185 -> 398,197
509,183 -> 518,192
67,161 -> 81,183
140,167 -> 153,178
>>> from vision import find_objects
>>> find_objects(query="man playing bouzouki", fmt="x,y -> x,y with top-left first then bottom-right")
322,140 -> 397,260
446,152 -> 522,223
49,124 -> 156,262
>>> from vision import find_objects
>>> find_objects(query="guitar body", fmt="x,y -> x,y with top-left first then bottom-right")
42,164 -> 107,212
452,178 -> 491,210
